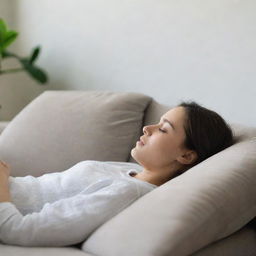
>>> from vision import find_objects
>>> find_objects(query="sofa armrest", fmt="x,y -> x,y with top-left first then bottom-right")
0,122 -> 10,135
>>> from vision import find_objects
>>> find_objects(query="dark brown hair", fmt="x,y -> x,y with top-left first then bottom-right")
178,101 -> 234,167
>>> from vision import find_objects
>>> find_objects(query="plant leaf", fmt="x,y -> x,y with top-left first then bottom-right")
29,46 -> 40,64
0,18 -> 7,44
20,59 -> 48,84
2,50 -> 10,58
2,30 -> 18,50
2,50 -> 15,58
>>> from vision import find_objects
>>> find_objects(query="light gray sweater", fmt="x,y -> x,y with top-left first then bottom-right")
0,160 -> 157,247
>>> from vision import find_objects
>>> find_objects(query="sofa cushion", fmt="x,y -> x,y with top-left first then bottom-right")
0,122 -> 9,135
0,90 -> 152,177
0,244 -> 91,256
191,225 -> 256,256
82,133 -> 256,256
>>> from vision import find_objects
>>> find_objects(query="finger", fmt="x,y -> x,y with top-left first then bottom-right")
0,160 -> 7,167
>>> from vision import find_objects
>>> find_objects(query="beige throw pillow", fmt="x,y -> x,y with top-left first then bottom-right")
0,90 -> 152,177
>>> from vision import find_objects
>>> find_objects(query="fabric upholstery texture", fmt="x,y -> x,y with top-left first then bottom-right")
192,225 -> 256,256
0,90 -> 152,177
0,122 -> 9,135
0,244 -> 92,256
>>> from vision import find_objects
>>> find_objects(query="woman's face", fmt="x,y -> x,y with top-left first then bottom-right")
131,106 -> 189,172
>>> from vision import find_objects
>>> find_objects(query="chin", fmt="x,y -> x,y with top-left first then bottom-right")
131,150 -> 143,166
130,148 -> 136,159
131,148 -> 139,162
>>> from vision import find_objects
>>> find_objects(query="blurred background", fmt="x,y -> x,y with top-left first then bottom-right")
0,0 -> 255,125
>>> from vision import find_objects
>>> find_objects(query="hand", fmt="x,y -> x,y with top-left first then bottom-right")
0,160 -> 12,202
0,160 -> 10,179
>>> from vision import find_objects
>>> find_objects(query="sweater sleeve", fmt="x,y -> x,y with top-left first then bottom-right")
0,180 -> 139,247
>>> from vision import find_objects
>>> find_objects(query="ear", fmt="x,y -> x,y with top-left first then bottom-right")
177,150 -> 198,165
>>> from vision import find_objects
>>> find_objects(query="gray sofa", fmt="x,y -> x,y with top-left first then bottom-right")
0,90 -> 255,256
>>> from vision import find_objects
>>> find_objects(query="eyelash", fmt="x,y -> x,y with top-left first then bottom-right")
158,128 -> 166,133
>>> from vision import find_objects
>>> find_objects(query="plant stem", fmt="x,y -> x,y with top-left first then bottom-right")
0,51 -> 23,75
0,68 -> 24,74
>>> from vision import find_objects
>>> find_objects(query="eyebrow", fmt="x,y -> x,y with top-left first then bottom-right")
161,117 -> 176,130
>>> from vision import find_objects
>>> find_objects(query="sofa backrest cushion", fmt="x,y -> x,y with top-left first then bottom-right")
82,99 -> 256,256
0,90 -> 152,176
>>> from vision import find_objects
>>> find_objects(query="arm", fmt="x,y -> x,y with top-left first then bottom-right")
0,160 -> 12,203
0,179 -> 138,247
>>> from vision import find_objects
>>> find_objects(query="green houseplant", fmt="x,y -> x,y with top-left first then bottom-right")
0,18 -> 48,111
0,18 -> 48,84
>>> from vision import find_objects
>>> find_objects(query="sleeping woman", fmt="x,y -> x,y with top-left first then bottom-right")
0,101 -> 234,246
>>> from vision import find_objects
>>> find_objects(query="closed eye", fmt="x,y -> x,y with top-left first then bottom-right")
159,128 -> 166,133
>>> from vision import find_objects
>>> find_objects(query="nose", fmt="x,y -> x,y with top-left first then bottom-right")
143,124 -> 157,135
143,126 -> 148,135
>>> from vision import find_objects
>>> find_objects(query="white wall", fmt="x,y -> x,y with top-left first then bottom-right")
0,0 -> 256,126
0,0 -> 46,120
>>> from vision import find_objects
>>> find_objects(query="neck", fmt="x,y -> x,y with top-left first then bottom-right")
132,168 -> 177,186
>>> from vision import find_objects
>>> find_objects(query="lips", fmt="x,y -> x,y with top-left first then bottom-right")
139,137 -> 145,145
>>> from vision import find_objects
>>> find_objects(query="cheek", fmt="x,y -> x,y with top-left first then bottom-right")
150,137 -> 175,155
155,136 -> 181,156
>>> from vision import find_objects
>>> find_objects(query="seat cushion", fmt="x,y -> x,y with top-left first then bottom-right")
192,225 -> 256,256
0,90 -> 152,176
0,244 -> 93,256
82,117 -> 256,256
